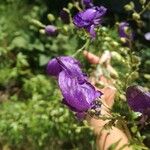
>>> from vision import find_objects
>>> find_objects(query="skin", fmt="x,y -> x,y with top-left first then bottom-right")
83,50 -> 132,150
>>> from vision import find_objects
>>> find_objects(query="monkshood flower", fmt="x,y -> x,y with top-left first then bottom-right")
144,32 -> 150,41
47,56 -> 83,77
82,0 -> 94,8
126,85 -> 150,116
47,56 -> 102,119
118,22 -> 133,43
59,71 -> 102,119
73,6 -> 107,38
45,25 -> 58,36
60,10 -> 70,24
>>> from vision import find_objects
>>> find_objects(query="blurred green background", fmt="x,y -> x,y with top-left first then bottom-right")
0,0 -> 149,150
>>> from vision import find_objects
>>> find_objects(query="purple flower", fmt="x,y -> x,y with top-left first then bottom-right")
73,6 -> 107,38
59,71 -> 102,118
82,0 -> 94,8
47,56 -> 83,77
118,22 -> 133,41
47,56 -> 102,119
60,10 -> 70,24
126,85 -> 150,116
144,32 -> 150,41
45,25 -> 58,36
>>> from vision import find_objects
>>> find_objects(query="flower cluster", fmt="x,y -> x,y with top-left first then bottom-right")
73,5 -> 107,38
47,56 -> 102,119
118,22 -> 133,43
60,10 -> 70,24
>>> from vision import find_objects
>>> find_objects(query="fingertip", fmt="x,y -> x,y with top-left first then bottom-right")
83,50 -> 88,55
83,50 -> 100,64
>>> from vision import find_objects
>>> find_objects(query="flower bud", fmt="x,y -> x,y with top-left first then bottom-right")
124,4 -> 133,11
129,2 -> 135,9
75,128 -> 81,133
132,55 -> 141,65
31,19 -> 45,28
104,37 -> 111,41
88,109 -> 95,115
39,29 -> 45,34
45,25 -> 58,36
63,25 -> 69,32
107,65 -> 118,78
144,74 -> 150,80
60,9 -> 70,24
139,0 -> 146,5
124,2 -> 134,11
118,22 -> 133,43
132,12 -> 140,20
111,41 -> 119,47
68,3 -> 73,9
124,27 -> 129,34
120,37 -> 127,43
111,51 -> 123,62
47,14 -> 55,22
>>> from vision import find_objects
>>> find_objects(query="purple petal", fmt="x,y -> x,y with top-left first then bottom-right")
62,98 -> 79,112
73,13 -> 91,28
45,25 -> 58,36
118,22 -> 129,38
63,99 -> 86,120
76,112 -> 86,120
58,71 -> 102,112
73,6 -> 107,38
118,22 -> 133,40
81,8 -> 97,21
94,6 -> 107,18
47,56 -> 82,77
82,0 -> 94,8
47,58 -> 62,76
87,25 -> 96,38
126,85 -> 150,114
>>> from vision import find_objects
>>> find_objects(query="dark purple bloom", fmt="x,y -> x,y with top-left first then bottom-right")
144,32 -> 150,41
59,71 -> 102,118
60,10 -> 70,24
47,56 -> 83,78
126,85 -> 150,116
82,0 -> 94,8
47,56 -> 102,119
45,25 -> 58,36
118,22 -> 133,41
73,6 -> 107,38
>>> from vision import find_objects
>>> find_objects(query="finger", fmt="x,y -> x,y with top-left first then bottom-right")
83,50 -> 100,64
99,50 -> 111,64
101,86 -> 116,108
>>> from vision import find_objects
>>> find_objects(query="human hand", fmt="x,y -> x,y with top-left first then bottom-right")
83,50 -> 116,133
83,50 -> 132,150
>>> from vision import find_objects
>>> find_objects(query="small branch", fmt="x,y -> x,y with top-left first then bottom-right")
73,39 -> 90,57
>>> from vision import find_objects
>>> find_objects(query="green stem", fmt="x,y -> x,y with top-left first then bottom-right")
121,120 -> 132,140
63,8 -> 73,24
72,39 -> 90,57
73,1 -> 82,11
139,1 -> 150,15
124,40 -> 133,89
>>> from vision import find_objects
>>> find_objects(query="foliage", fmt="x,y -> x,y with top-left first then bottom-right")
0,0 -> 150,150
